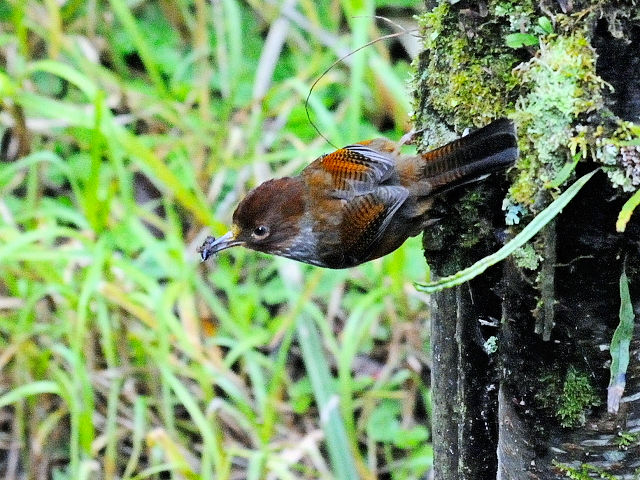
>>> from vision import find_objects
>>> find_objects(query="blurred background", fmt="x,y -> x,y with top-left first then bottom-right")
0,1 -> 433,478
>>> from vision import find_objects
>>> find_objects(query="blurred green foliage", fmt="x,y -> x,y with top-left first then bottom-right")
0,1 -> 432,479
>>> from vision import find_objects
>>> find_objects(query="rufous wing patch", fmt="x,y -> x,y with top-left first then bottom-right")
340,186 -> 408,261
319,149 -> 370,190
341,195 -> 385,252
304,144 -> 395,192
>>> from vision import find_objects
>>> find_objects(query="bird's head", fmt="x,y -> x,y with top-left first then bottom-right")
200,177 -> 306,261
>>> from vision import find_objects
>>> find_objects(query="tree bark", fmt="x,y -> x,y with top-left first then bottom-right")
416,1 -> 640,478
425,185 -> 505,479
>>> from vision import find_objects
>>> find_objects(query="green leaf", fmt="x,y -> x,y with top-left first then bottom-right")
159,365 -> 228,480
538,16 -> 553,34
393,425 -> 429,449
367,399 -> 400,442
608,268 -> 635,413
616,188 -> 640,232
290,377 -> 313,414
505,33 -> 539,49
26,59 -> 98,100
108,0 -> 169,97
0,70 -> 17,96
416,169 -> 598,293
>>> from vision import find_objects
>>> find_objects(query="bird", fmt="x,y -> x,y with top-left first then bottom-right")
199,118 -> 518,269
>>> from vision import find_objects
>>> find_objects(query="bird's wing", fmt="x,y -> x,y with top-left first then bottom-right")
340,186 -> 408,261
302,143 -> 408,264
303,143 -> 396,193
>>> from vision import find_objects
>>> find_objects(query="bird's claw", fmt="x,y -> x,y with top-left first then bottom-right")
399,128 -> 426,146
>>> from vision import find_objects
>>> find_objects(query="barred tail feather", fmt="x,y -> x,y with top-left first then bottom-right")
422,118 -> 518,194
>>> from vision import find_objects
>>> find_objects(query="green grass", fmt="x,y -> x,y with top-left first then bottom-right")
0,1 -> 431,479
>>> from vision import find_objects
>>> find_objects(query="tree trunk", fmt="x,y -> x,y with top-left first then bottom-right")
415,1 -> 640,478
425,182 -> 506,479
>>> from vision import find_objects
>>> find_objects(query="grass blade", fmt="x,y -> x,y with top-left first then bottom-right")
108,0 -> 169,97
342,2 -> 372,139
26,59 -> 98,100
0,381 -> 62,407
159,364 -> 229,480
297,315 -> 359,480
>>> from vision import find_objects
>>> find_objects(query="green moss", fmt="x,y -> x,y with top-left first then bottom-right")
616,431 -> 639,451
414,3 -> 612,208
537,366 -> 600,428
483,336 -> 498,354
415,1 -> 525,134
414,1 -> 534,274
557,367 -> 600,427
552,460 -> 619,480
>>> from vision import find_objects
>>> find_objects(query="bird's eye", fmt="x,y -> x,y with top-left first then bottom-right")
252,225 -> 270,240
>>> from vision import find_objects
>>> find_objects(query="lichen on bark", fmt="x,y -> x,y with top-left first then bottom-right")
509,29 -> 608,208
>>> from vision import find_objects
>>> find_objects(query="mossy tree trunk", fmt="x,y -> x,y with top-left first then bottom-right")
415,1 -> 640,478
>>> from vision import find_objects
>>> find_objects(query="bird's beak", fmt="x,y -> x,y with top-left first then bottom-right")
199,231 -> 243,261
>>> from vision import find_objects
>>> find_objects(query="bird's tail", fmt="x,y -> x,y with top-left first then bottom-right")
422,118 -> 518,194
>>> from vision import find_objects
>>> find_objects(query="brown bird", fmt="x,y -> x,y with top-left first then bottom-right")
200,118 -> 518,269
